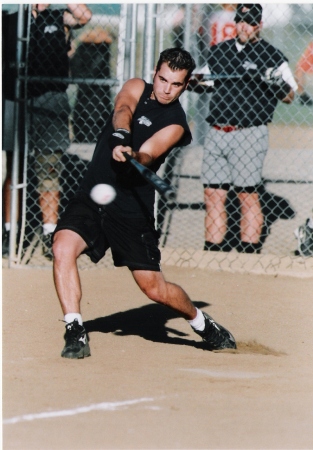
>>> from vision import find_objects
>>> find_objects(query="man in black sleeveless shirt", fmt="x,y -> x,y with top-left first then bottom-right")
28,4 -> 91,260
53,48 -> 237,359
2,4 -> 92,259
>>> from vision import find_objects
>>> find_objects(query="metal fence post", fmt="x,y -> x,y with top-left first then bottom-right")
116,4 -> 127,92
142,4 -> 157,83
9,5 -> 27,267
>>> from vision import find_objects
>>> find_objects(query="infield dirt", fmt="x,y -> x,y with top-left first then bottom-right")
2,265 -> 313,449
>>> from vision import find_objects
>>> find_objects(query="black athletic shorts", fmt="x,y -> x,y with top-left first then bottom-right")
54,193 -> 161,271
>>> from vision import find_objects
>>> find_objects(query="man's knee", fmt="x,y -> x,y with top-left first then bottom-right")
133,271 -> 165,302
37,177 -> 61,193
35,149 -> 63,193
52,232 -> 68,260
204,185 -> 229,207
237,190 -> 261,211
140,279 -> 162,301
53,230 -> 86,261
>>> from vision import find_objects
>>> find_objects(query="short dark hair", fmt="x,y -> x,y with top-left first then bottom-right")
235,4 -> 263,26
156,48 -> 196,81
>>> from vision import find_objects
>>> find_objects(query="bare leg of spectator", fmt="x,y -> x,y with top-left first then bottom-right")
40,190 -> 59,260
39,190 -> 59,226
204,187 -> 228,244
2,152 -> 23,257
238,192 -> 263,243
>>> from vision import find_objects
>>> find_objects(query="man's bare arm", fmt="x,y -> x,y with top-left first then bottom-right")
281,89 -> 295,104
64,4 -> 92,28
112,124 -> 185,165
112,78 -> 145,132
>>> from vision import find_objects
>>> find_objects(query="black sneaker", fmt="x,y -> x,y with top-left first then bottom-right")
299,92 -> 313,106
61,319 -> 91,359
193,312 -> 236,351
42,233 -> 53,260
2,230 -> 10,257
294,219 -> 313,257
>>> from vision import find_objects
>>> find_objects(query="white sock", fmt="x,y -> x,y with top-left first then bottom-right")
5,222 -> 11,231
43,223 -> 56,235
307,218 -> 313,229
64,313 -> 83,326
188,308 -> 205,331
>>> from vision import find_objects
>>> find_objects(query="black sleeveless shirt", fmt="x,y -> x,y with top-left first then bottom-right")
80,81 -> 192,218
206,38 -> 288,127
28,9 -> 70,97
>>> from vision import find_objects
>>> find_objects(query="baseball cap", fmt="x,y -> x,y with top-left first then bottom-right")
235,4 -> 263,26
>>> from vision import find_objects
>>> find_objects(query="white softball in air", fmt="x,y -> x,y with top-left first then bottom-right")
90,184 -> 116,205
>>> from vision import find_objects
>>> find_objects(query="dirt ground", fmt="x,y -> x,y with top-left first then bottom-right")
2,265 -> 313,450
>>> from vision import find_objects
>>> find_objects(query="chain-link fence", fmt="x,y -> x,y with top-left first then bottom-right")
2,4 -> 313,275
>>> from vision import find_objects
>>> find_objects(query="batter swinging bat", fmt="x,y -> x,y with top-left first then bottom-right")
123,152 -> 176,201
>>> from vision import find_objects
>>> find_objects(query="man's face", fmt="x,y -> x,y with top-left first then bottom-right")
152,63 -> 188,105
236,21 -> 262,44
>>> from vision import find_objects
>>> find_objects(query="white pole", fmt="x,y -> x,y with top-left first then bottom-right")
115,4 -> 127,93
9,5 -> 27,266
142,4 -> 157,83
130,4 -> 138,79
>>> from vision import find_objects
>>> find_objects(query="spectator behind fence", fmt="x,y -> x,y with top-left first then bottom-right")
194,4 -> 237,145
295,41 -> 313,106
2,4 -> 92,260
70,27 -> 113,143
51,48 -> 237,359
201,3 -> 237,48
193,4 -> 298,253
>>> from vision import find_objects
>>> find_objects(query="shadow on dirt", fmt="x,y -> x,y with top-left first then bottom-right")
84,301 -> 211,350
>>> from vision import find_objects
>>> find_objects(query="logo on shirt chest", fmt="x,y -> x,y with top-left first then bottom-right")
242,60 -> 258,71
44,25 -> 58,34
137,116 -> 152,127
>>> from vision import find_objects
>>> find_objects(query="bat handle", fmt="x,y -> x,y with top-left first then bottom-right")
123,152 -> 176,202
164,189 -> 176,201
123,152 -> 134,162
